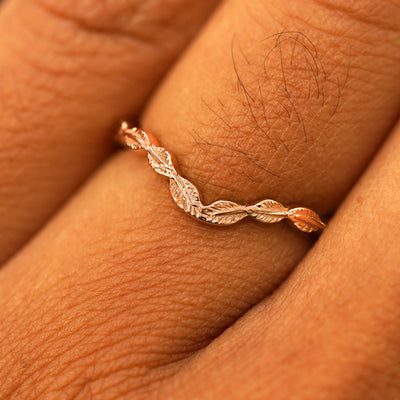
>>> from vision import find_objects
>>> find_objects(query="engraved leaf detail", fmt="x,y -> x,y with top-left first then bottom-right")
148,144 -> 176,178
250,199 -> 288,223
169,177 -> 201,218
124,128 -> 150,150
287,207 -> 325,232
203,200 -> 247,225
120,123 -> 324,233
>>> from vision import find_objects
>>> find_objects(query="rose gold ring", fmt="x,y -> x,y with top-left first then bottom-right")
117,122 -> 325,233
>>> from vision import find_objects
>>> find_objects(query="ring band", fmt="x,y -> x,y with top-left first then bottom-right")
117,122 -> 325,233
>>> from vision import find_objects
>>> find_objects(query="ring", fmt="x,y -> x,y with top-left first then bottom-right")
117,122 -> 325,233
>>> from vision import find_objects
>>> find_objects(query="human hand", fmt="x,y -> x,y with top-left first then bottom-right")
1,0 -> 400,398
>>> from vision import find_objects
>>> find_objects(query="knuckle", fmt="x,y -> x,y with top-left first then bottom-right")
34,0 -> 144,41
33,0 -> 199,46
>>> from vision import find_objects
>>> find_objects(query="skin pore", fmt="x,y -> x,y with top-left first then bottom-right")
0,0 -> 399,398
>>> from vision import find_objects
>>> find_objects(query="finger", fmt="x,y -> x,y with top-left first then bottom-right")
0,153 -> 308,398
1,0 -> 400,397
156,118 -> 400,399
0,0 -> 219,263
143,0 -> 400,212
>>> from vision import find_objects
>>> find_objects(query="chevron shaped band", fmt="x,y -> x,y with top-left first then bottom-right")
117,122 -> 325,233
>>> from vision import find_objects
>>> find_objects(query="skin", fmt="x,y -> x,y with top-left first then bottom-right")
0,0 -> 399,399
0,0 -> 219,263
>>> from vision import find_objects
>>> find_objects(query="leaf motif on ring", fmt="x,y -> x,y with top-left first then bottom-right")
287,207 -> 325,232
249,199 -> 288,224
147,144 -> 176,178
123,128 -> 150,150
169,177 -> 201,218
202,200 -> 247,225
118,123 -> 325,233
